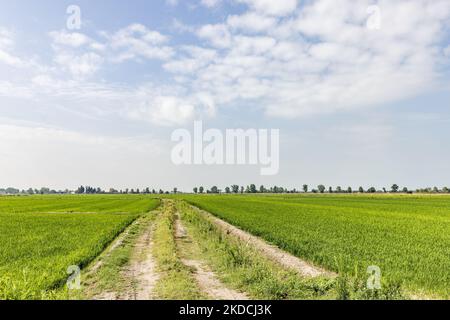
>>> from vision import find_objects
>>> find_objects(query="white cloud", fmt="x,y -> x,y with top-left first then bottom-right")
54,51 -> 103,78
0,28 -> 24,67
163,45 -> 217,73
172,19 -> 195,33
0,49 -> 23,67
236,0 -> 297,16
127,95 -> 195,126
201,0 -> 221,8
227,12 -> 277,33
164,0 -> 450,119
109,24 -> 174,62
0,28 -> 14,48
49,30 -> 92,48
124,85 -> 216,126
46,24 -> 174,78
3,0 -> 450,129
197,24 -> 231,48
2,75 -> 215,127
47,30 -> 109,78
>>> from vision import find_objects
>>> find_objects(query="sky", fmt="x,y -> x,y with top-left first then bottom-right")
0,0 -> 449,191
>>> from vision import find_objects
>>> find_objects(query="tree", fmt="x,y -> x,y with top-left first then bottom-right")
76,186 -> 85,194
402,187 -> 409,193
210,186 -> 219,194
193,187 -> 198,194
225,187 -> 231,194
199,186 -> 204,194
173,188 -> 178,194
383,188 -> 387,193
145,187 -> 150,194
5,187 -> 20,194
328,187 -> 333,193
231,185 -> 239,193
259,185 -> 265,193
336,186 -> 342,193
318,185 -> 326,193
303,185 -> 308,193
368,187 -> 376,193
240,186 -> 244,194
249,184 -> 257,193
347,187 -> 352,194
391,184 -> 399,193
443,187 -> 450,193
359,187 -> 364,193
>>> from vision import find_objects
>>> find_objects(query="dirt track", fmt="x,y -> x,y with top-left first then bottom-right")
174,215 -> 248,300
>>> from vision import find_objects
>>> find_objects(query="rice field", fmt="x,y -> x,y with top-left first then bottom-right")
184,194 -> 450,298
0,195 -> 160,299
1,194 -> 449,300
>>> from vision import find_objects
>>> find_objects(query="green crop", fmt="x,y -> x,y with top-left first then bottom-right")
0,195 -> 159,299
183,194 -> 450,298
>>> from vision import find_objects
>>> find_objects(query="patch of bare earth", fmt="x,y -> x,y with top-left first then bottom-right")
193,206 -> 335,278
174,216 -> 248,300
121,223 -> 159,300
93,221 -> 159,300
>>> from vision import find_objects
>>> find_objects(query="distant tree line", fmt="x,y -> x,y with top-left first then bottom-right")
2,184 -> 450,196
0,186 -> 173,195
75,186 -> 173,195
192,184 -> 450,195
0,187 -> 71,195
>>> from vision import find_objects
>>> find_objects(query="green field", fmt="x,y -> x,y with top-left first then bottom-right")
1,194 -> 449,300
184,194 -> 450,298
0,195 -> 160,299
0,195 -> 157,214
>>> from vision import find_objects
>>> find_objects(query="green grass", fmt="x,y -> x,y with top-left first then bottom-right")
182,194 -> 450,298
178,201 -> 335,300
0,195 -> 160,300
0,195 -> 158,214
153,200 -> 205,300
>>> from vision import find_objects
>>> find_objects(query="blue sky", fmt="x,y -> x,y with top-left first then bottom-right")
0,0 -> 450,190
